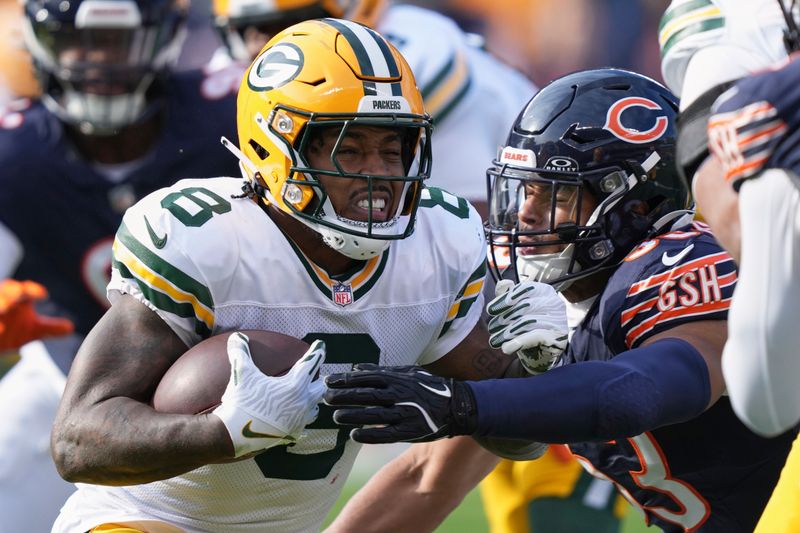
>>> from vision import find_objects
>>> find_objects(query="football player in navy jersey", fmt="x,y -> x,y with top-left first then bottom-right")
325,68 -> 798,532
0,0 -> 241,529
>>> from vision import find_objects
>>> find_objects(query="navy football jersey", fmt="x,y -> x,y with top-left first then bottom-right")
708,53 -> 800,189
566,222 -> 796,532
0,65 -> 243,358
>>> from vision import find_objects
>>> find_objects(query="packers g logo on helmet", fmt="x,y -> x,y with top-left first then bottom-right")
223,18 -> 432,261
247,43 -> 304,91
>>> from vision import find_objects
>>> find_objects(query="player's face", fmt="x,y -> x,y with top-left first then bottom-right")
304,124 -> 407,224
55,29 -> 134,95
516,180 -> 597,256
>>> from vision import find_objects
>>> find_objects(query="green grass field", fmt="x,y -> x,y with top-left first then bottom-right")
322,480 -> 488,531
323,472 -> 657,532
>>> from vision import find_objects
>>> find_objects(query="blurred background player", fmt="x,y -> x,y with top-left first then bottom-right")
657,0 -> 787,227
414,0 -> 667,88
479,444 -> 630,533
660,1 -> 800,531
209,0 -> 536,217
0,0 -> 242,530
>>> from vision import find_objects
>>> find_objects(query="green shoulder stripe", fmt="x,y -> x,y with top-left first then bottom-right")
421,49 -> 472,124
659,0 -> 724,58
659,0 -> 715,32
112,258 -> 213,338
116,222 -> 213,310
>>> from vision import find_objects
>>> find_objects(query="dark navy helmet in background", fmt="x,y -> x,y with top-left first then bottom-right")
22,0 -> 188,134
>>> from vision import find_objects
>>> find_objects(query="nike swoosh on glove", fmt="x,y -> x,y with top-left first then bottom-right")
487,279 -> 568,375
323,364 -> 477,444
0,279 -> 74,353
212,332 -> 327,458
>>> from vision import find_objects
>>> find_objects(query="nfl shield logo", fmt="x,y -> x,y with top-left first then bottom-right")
332,282 -> 353,307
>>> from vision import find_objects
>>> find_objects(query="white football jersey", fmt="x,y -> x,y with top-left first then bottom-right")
53,177 -> 487,533
378,4 -> 537,202
659,0 -> 787,109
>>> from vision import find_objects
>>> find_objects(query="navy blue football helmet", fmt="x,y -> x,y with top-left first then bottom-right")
486,68 -> 692,288
22,0 -> 187,134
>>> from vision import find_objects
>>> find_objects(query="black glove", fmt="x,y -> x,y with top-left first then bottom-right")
323,364 -> 478,444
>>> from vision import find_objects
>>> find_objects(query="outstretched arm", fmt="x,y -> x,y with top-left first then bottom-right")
327,320 -> 726,444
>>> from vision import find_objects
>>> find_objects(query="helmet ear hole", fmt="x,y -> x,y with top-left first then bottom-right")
248,139 -> 269,160
627,199 -> 651,217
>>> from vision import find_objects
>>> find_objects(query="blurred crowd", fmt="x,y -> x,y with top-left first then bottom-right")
409,0 -> 669,87
0,0 -> 670,104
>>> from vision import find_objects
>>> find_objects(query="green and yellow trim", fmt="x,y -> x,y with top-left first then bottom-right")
439,261 -> 486,338
113,223 -> 214,337
422,48 -> 472,125
288,239 -> 390,303
659,0 -> 724,59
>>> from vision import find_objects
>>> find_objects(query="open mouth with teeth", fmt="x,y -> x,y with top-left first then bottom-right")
349,188 -> 394,223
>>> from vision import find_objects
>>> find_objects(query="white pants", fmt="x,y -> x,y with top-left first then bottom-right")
0,341 -> 76,533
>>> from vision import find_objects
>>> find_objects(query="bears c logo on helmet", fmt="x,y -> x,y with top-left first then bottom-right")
247,43 -> 304,92
603,96 -> 668,144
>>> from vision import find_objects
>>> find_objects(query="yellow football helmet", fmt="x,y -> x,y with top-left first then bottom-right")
223,18 -> 431,260
212,0 -> 386,61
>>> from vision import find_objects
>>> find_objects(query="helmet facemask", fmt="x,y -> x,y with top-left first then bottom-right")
226,18 -> 432,260
485,68 -> 692,290
284,115 -> 430,258
488,164 -> 623,290
487,149 -> 686,290
778,0 -> 800,53
226,104 -> 432,260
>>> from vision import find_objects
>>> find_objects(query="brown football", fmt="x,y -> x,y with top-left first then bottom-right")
152,330 -> 309,415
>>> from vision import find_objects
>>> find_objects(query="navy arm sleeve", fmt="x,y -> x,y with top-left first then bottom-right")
467,338 -> 711,443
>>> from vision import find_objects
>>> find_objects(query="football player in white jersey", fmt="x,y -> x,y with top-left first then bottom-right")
210,0 -> 536,217
50,19 -> 519,533
658,0 -> 787,260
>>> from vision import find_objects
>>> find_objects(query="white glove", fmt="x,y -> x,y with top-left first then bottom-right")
212,332 -> 327,458
487,280 -> 568,375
